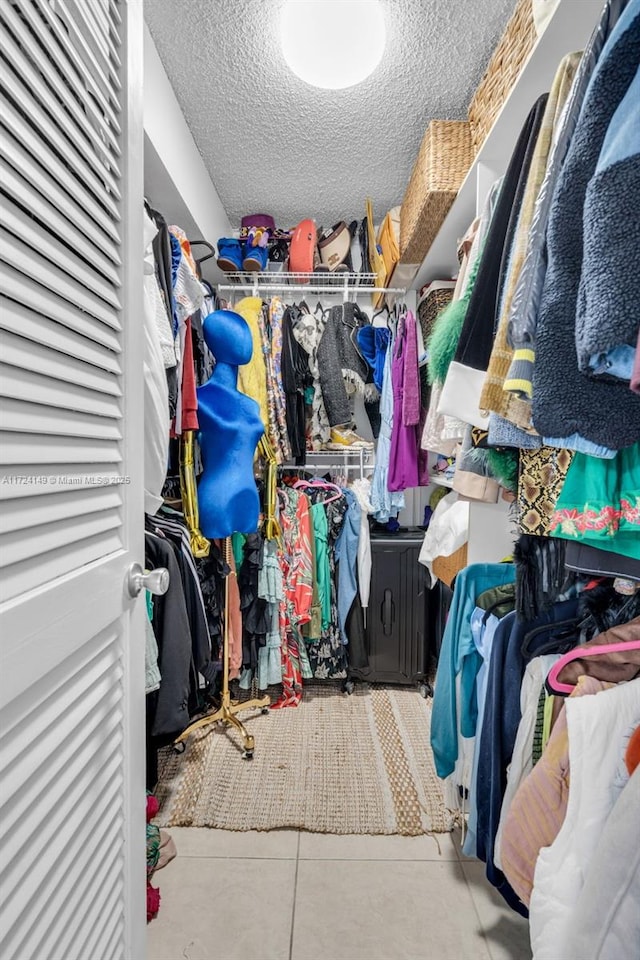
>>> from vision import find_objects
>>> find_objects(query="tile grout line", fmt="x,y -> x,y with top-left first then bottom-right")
288,832 -> 301,960
458,860 -> 497,960
296,856 -> 458,862
166,854 -> 299,860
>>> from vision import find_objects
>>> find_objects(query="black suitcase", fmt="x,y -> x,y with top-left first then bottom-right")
347,529 -> 433,697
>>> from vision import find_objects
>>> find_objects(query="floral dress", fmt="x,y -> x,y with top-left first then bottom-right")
292,308 -> 330,450
549,441 -> 640,559
306,491 -> 348,680
271,488 -> 314,708
261,297 -> 292,463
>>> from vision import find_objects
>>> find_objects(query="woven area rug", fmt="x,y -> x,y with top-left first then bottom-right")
155,684 -> 454,835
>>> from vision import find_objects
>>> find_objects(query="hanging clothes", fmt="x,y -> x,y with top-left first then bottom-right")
503,0 -> 627,413
493,653 -> 562,871
421,197 -> 490,453
351,477 -> 373,614
237,532 -> 268,676
235,296 -> 270,431
335,488 -> 361,641
271,487 -> 314,708
281,304 -> 311,462
148,509 -> 216,690
371,334 -> 405,522
256,539 -> 285,690
529,677 -> 640,959
388,311 -> 420,492
441,94 -> 549,430
143,210 -> 171,515
260,297 -> 292,463
562,764 -> 640,960
309,500 -> 331,634
292,306 -> 330,448
531,0 -> 640,451
500,674 -> 611,908
481,52 -> 581,421
306,490 -> 349,680
549,442 -> 640,560
144,532 -> 192,739
316,302 -> 376,428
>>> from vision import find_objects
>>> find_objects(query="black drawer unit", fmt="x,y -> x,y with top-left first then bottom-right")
347,529 -> 432,697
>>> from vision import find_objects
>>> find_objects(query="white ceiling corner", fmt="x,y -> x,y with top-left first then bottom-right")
144,0 -> 517,232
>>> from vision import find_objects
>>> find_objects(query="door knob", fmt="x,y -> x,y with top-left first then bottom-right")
127,562 -> 169,598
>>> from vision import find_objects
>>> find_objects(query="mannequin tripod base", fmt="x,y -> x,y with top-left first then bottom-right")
174,691 -> 271,757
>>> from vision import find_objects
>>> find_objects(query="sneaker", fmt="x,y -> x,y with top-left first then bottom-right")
327,428 -> 374,450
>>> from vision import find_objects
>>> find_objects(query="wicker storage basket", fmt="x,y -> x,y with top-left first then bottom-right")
400,120 -> 474,265
433,543 -> 468,588
468,0 -> 537,153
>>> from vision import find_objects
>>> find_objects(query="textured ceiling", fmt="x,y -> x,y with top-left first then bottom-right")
145,0 -> 516,231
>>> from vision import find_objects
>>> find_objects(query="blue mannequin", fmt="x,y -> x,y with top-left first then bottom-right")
196,309 -> 264,538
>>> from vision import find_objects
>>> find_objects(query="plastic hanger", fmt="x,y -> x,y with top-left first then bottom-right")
372,304 -> 390,325
293,478 -> 343,505
546,637 -> 640,695
186,240 -> 216,280
519,616 -> 580,660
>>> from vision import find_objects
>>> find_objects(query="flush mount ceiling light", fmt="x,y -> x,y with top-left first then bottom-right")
280,0 -> 386,90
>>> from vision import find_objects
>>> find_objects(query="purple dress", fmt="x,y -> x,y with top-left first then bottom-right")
388,312 -> 420,492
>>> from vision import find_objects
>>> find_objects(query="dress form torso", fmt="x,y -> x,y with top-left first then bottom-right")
197,310 -> 264,539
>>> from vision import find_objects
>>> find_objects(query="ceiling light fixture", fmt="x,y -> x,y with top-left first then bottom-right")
280,0 -> 386,90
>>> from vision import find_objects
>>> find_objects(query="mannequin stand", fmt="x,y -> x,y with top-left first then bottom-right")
174,538 -> 270,759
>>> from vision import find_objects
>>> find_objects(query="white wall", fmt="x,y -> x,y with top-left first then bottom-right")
143,24 -> 232,283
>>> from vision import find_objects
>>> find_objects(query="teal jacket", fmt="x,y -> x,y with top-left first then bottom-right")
431,563 -> 516,779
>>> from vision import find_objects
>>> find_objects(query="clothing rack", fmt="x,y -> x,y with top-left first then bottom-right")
280,447 -> 375,479
173,537 -> 270,759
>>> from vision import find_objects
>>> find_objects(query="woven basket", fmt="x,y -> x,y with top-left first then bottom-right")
400,120 -> 474,265
468,0 -> 537,153
433,543 -> 468,588
417,281 -> 456,343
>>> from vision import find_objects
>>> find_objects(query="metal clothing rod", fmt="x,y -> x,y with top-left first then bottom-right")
279,464 -> 369,473
218,285 -> 407,295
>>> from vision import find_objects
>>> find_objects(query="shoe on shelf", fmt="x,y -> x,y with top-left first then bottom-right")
243,244 -> 269,271
327,427 -> 374,450
216,237 -> 244,272
318,221 -> 357,273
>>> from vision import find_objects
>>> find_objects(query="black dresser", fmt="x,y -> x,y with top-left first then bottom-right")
347,528 -> 433,696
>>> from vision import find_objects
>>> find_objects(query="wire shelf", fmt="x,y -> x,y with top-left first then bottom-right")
217,271 -> 406,298
220,270 -> 379,286
280,447 -> 376,476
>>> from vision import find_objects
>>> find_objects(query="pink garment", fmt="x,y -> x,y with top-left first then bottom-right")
632,326 -> 640,394
501,675 -> 611,907
223,547 -> 243,679
388,312 -> 420,492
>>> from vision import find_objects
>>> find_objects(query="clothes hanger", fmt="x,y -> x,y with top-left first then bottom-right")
372,304 -> 390,325
293,478 -> 343,505
546,637 -> 640,695
186,240 -> 216,280
188,240 -> 216,264
519,616 -> 581,660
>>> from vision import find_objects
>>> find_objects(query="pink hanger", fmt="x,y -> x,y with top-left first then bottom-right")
293,478 -> 343,505
547,638 -> 640,695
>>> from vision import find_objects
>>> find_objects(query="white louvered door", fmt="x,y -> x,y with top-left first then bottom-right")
0,1 -> 145,959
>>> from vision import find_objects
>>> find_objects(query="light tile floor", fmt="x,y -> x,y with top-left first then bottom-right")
147,827 -> 531,960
